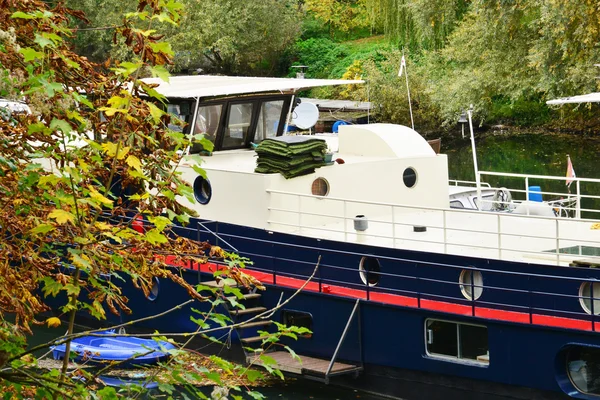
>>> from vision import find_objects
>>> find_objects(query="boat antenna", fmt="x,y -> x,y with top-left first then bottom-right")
466,104 -> 482,209
398,48 -> 414,130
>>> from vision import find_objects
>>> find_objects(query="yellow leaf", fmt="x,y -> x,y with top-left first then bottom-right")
46,317 -> 61,328
95,221 -> 112,231
117,146 -> 130,160
88,186 -> 113,207
126,154 -> 142,172
49,209 -> 75,225
101,142 -> 129,159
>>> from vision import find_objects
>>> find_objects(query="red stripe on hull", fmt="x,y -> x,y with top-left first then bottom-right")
168,261 -> 595,333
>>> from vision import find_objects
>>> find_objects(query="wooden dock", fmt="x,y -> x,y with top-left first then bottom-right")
247,350 -> 362,381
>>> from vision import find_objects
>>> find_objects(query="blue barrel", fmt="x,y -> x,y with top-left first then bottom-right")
528,186 -> 543,202
332,120 -> 349,133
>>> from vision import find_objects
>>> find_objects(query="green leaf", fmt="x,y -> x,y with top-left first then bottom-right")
202,372 -> 222,385
70,252 -> 92,270
259,354 -> 277,367
246,390 -> 266,400
39,78 -> 63,97
149,41 -> 174,56
19,47 -> 45,62
157,382 -> 174,394
145,228 -> 168,245
50,118 -> 72,135
11,11 -> 37,19
41,277 -> 63,297
30,224 -> 55,235
111,61 -> 143,77
27,122 -> 48,134
284,345 -> 301,362
191,164 -> 207,179
34,34 -> 54,49
147,102 -> 165,124
96,386 -> 118,400
245,369 -> 264,383
149,65 -> 170,81
148,215 -> 171,231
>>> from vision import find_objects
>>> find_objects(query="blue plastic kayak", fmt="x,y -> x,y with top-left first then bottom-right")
52,330 -> 176,366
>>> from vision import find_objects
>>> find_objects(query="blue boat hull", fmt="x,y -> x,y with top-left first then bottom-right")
50,219 -> 600,399
52,331 -> 175,366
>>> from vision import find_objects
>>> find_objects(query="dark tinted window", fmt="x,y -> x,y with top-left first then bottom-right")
403,167 -> 417,188
426,320 -> 489,364
568,346 -> 600,395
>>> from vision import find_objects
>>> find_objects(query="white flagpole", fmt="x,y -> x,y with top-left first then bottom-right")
399,52 -> 414,130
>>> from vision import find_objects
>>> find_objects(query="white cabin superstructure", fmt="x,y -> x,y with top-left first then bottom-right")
140,76 -> 600,270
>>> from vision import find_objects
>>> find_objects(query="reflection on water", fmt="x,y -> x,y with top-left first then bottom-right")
446,133 -> 600,181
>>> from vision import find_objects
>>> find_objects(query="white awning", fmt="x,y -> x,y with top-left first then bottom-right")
142,75 -> 364,99
546,92 -> 600,105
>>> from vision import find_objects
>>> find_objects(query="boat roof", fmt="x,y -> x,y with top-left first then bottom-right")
142,75 -> 364,99
300,98 -> 372,112
546,92 -> 600,105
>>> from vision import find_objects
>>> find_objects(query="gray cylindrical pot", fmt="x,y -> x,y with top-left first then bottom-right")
354,215 -> 368,231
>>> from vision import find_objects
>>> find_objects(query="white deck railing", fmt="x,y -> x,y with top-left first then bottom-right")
266,187 -> 600,267
477,171 -> 600,220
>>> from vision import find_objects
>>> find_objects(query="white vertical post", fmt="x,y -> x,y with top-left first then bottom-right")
297,195 -> 302,231
556,218 -> 560,266
405,63 -> 414,130
284,95 -> 295,134
343,200 -> 348,242
186,96 -> 201,155
443,210 -> 447,254
497,214 -> 502,260
391,205 -> 396,248
525,177 -> 530,216
467,106 -> 481,209
576,180 -> 581,219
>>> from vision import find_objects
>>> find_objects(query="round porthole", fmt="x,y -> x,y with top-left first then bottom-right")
359,257 -> 380,286
403,167 -> 417,188
147,277 -> 160,301
459,269 -> 483,300
579,282 -> 600,315
193,176 -> 212,204
311,177 -> 329,197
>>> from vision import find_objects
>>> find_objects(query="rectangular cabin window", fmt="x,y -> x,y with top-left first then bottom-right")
450,200 -> 465,209
190,104 -> 222,154
223,102 -> 254,149
167,104 -> 185,132
255,100 -> 285,143
426,319 -> 489,364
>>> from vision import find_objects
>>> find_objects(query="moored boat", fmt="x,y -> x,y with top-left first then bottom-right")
44,76 -> 600,399
52,330 -> 175,366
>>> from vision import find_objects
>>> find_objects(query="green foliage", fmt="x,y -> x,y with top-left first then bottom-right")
358,50 -> 442,131
303,0 -> 373,40
366,0 -> 470,50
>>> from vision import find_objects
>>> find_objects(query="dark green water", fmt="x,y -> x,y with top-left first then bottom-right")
446,132 -> 600,181
445,132 -> 600,210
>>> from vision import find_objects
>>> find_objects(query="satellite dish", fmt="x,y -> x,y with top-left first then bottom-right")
291,102 -> 319,130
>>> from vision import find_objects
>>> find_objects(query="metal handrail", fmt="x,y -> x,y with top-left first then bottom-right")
265,188 -> 600,266
325,299 -> 361,382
